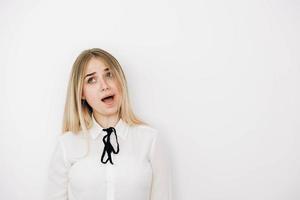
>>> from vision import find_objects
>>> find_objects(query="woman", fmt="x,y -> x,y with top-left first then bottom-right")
46,48 -> 172,200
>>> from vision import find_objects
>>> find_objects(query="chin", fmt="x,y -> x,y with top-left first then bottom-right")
102,108 -> 119,116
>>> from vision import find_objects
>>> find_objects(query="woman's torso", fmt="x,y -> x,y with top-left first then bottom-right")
60,123 -> 157,200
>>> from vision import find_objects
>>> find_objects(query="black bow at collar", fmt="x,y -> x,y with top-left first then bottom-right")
100,127 -> 120,165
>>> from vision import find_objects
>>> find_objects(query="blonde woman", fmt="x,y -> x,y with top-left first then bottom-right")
46,48 -> 172,200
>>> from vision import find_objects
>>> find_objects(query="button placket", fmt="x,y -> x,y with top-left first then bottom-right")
106,164 -> 115,200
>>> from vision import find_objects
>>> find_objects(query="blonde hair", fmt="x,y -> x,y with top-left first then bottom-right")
61,48 -> 147,156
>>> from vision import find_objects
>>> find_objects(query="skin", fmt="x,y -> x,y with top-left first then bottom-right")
81,57 -> 122,128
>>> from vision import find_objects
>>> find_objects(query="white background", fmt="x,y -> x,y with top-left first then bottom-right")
1,0 -> 299,199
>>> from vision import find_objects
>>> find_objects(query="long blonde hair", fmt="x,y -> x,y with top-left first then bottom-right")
61,48 -> 147,156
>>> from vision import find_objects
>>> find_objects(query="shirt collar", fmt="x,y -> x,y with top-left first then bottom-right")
89,112 -> 129,140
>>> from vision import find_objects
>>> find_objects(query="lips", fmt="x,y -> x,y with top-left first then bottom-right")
101,94 -> 115,102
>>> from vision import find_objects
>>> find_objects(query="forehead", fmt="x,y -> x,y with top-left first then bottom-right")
85,57 -> 111,74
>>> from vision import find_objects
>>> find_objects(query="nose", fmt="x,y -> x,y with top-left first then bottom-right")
99,77 -> 110,91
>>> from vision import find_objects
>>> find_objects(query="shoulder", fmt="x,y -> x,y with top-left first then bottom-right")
58,130 -> 86,140
58,130 -> 88,147
133,124 -> 158,135
55,131 -> 88,159
57,131 -> 85,144
134,124 -> 158,134
130,124 -> 160,142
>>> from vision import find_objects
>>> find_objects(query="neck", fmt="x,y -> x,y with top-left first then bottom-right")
93,111 -> 120,128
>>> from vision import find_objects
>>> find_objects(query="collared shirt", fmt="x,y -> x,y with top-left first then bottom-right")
45,113 -> 172,200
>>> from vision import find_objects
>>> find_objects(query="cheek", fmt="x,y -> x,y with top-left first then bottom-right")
113,81 -> 122,94
115,86 -> 122,99
83,86 -> 97,100
116,89 -> 123,104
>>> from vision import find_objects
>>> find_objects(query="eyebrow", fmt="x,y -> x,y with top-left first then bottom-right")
84,72 -> 96,79
84,68 -> 110,79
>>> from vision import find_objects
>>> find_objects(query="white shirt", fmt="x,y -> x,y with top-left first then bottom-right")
45,113 -> 172,200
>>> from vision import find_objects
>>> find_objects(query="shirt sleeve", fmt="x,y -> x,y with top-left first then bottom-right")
45,136 -> 70,200
149,131 -> 173,200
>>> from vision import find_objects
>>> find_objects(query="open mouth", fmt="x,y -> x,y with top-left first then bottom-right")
101,94 -> 115,104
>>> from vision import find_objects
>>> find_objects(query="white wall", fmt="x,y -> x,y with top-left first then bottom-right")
1,0 -> 299,199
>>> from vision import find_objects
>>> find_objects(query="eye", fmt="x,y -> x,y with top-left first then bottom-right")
106,72 -> 113,78
87,77 -> 96,84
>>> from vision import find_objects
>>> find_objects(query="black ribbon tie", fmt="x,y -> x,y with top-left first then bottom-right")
101,127 -> 120,165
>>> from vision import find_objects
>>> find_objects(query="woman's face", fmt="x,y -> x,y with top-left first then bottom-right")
81,57 -> 122,117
